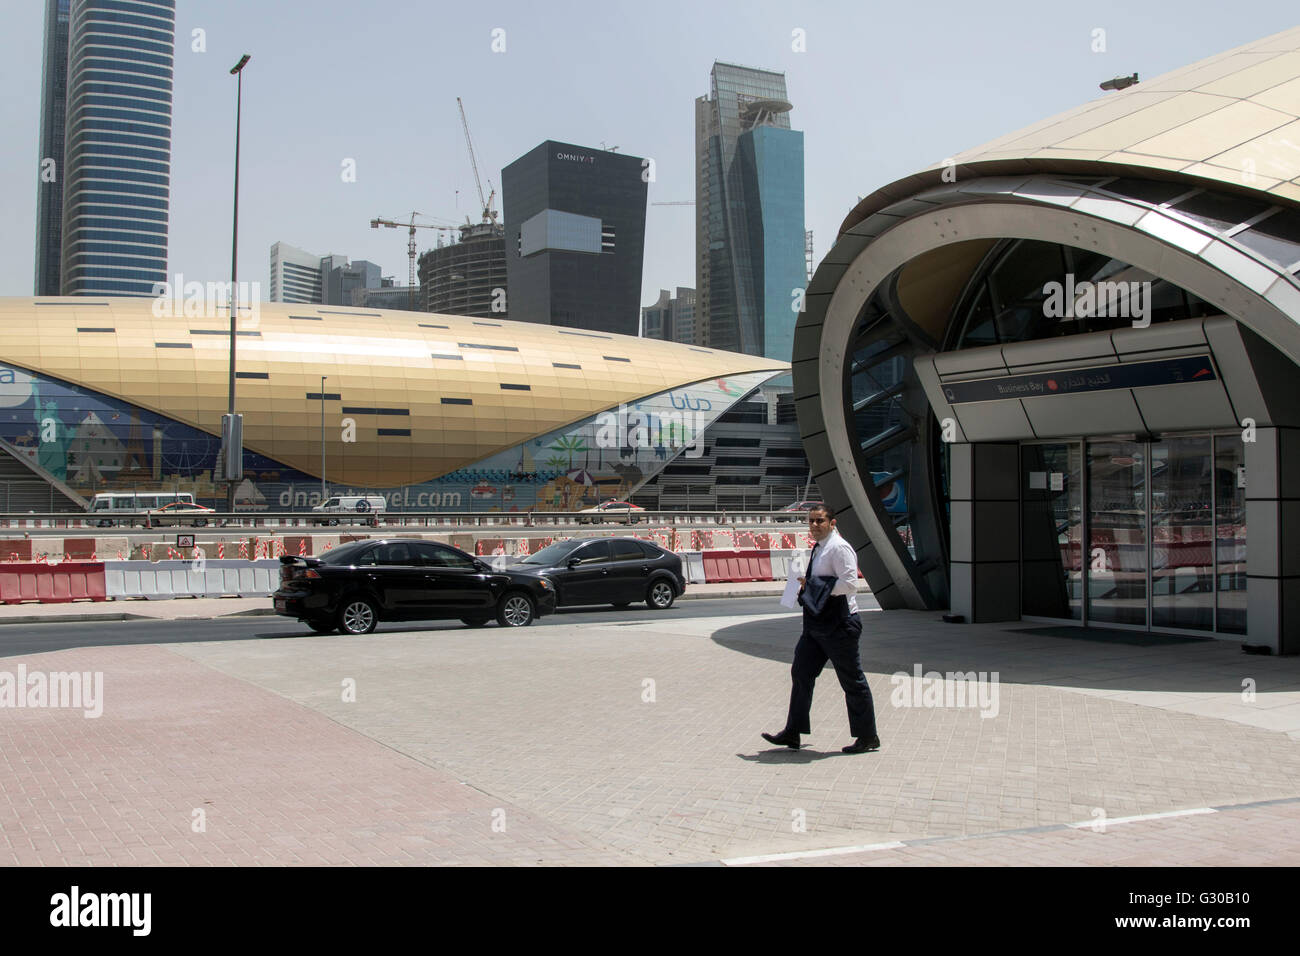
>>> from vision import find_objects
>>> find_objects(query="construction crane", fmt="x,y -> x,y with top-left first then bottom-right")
369,212 -> 461,310
456,97 -> 498,225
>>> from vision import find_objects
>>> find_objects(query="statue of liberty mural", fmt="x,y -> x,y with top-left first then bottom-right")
31,378 -> 70,482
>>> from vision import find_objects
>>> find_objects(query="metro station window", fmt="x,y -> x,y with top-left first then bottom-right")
952,240 -> 1213,349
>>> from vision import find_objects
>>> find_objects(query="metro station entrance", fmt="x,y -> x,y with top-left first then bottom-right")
1020,434 -> 1246,635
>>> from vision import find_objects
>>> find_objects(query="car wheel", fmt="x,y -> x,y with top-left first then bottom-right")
338,596 -> 378,635
647,579 -> 676,610
307,620 -> 336,634
461,617 -> 490,628
497,591 -> 535,627
195,519 -> 208,528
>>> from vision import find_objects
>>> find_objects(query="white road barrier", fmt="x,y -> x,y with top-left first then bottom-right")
104,559 -> 281,600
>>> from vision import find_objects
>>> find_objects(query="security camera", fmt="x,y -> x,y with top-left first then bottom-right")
1100,73 -> 1139,91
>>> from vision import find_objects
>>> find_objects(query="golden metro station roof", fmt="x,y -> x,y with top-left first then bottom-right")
0,298 -> 787,487
842,25 -> 1300,232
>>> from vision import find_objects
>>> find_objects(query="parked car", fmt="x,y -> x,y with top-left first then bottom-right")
146,501 -> 215,527
87,491 -> 201,527
779,500 -> 824,520
272,539 -> 556,634
312,494 -> 387,527
510,536 -> 685,610
575,500 -> 646,524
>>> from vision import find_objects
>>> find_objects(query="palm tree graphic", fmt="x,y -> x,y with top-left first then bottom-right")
548,435 -> 589,469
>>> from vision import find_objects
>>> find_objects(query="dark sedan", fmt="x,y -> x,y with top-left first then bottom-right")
272,539 -> 556,634
510,537 -> 685,610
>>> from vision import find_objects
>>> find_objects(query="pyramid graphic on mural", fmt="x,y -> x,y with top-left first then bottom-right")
66,411 -> 127,485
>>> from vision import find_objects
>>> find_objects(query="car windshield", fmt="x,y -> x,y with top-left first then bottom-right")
521,540 -> 585,565
318,541 -> 372,566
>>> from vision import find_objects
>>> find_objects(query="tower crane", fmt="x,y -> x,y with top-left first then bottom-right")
456,97 -> 498,224
369,212 -> 461,310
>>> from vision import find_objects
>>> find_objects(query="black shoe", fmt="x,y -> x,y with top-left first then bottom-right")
842,736 -> 880,754
761,729 -> 801,750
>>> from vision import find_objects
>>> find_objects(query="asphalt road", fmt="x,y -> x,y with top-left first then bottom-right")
0,596 -> 808,657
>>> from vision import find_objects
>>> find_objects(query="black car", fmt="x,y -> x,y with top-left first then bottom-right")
510,537 -> 685,610
272,539 -> 557,634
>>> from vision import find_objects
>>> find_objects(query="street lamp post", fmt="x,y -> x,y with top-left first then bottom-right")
320,375 -> 327,503
225,53 -> 251,514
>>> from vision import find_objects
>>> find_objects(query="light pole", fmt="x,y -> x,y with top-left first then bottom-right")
320,375 -> 327,503
225,53 -> 251,514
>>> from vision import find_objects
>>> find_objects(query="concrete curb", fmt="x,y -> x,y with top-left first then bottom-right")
0,589 -> 788,626
679,588 -> 784,601
0,606 -> 281,626
0,612 -> 142,625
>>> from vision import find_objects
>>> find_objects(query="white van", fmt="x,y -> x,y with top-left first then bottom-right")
312,494 -> 387,526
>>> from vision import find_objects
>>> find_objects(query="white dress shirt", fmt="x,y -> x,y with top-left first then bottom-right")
808,528 -> 859,614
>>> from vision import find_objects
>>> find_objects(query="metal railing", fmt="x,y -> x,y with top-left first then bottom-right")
0,509 -> 814,532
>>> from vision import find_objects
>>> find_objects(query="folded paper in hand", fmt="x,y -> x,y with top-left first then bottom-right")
779,552 -> 807,609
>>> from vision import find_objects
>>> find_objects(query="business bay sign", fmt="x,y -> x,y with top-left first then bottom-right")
941,355 -> 1217,405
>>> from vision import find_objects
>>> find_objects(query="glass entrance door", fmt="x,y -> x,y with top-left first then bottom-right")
1151,437 -> 1214,630
1086,440 -> 1148,627
1023,434 -> 1246,633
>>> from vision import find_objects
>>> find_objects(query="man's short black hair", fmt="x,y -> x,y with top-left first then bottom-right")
807,502 -> 835,521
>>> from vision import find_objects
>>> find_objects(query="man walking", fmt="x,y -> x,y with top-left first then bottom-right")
763,504 -> 880,753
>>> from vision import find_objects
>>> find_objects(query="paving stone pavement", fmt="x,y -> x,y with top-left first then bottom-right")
147,600 -> 1300,865
736,799 -> 1300,866
0,644 -> 627,866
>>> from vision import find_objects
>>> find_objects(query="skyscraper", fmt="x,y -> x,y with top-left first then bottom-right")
34,0 -> 71,296
695,62 -> 806,360
502,141 -> 647,335
269,242 -> 324,304
320,254 -> 382,306
57,0 -> 176,296
417,222 -> 508,317
641,287 -> 696,343
269,243 -> 390,307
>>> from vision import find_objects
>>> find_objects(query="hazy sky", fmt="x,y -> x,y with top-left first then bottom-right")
2,0 -> 1297,306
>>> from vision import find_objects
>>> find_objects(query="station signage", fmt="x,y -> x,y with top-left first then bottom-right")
941,355 -> 1216,405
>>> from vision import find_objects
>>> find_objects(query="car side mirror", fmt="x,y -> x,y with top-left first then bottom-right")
473,559 -> 490,572
567,557 -> 581,568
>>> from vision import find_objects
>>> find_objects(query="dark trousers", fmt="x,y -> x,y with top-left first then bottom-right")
784,610 -> 877,739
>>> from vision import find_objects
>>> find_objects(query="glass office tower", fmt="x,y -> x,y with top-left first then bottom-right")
695,62 -> 806,360
502,141 -> 648,336
59,0 -> 176,296
34,0 -> 72,296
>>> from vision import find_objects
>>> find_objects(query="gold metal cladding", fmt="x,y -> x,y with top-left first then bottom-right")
1,298 -> 787,486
